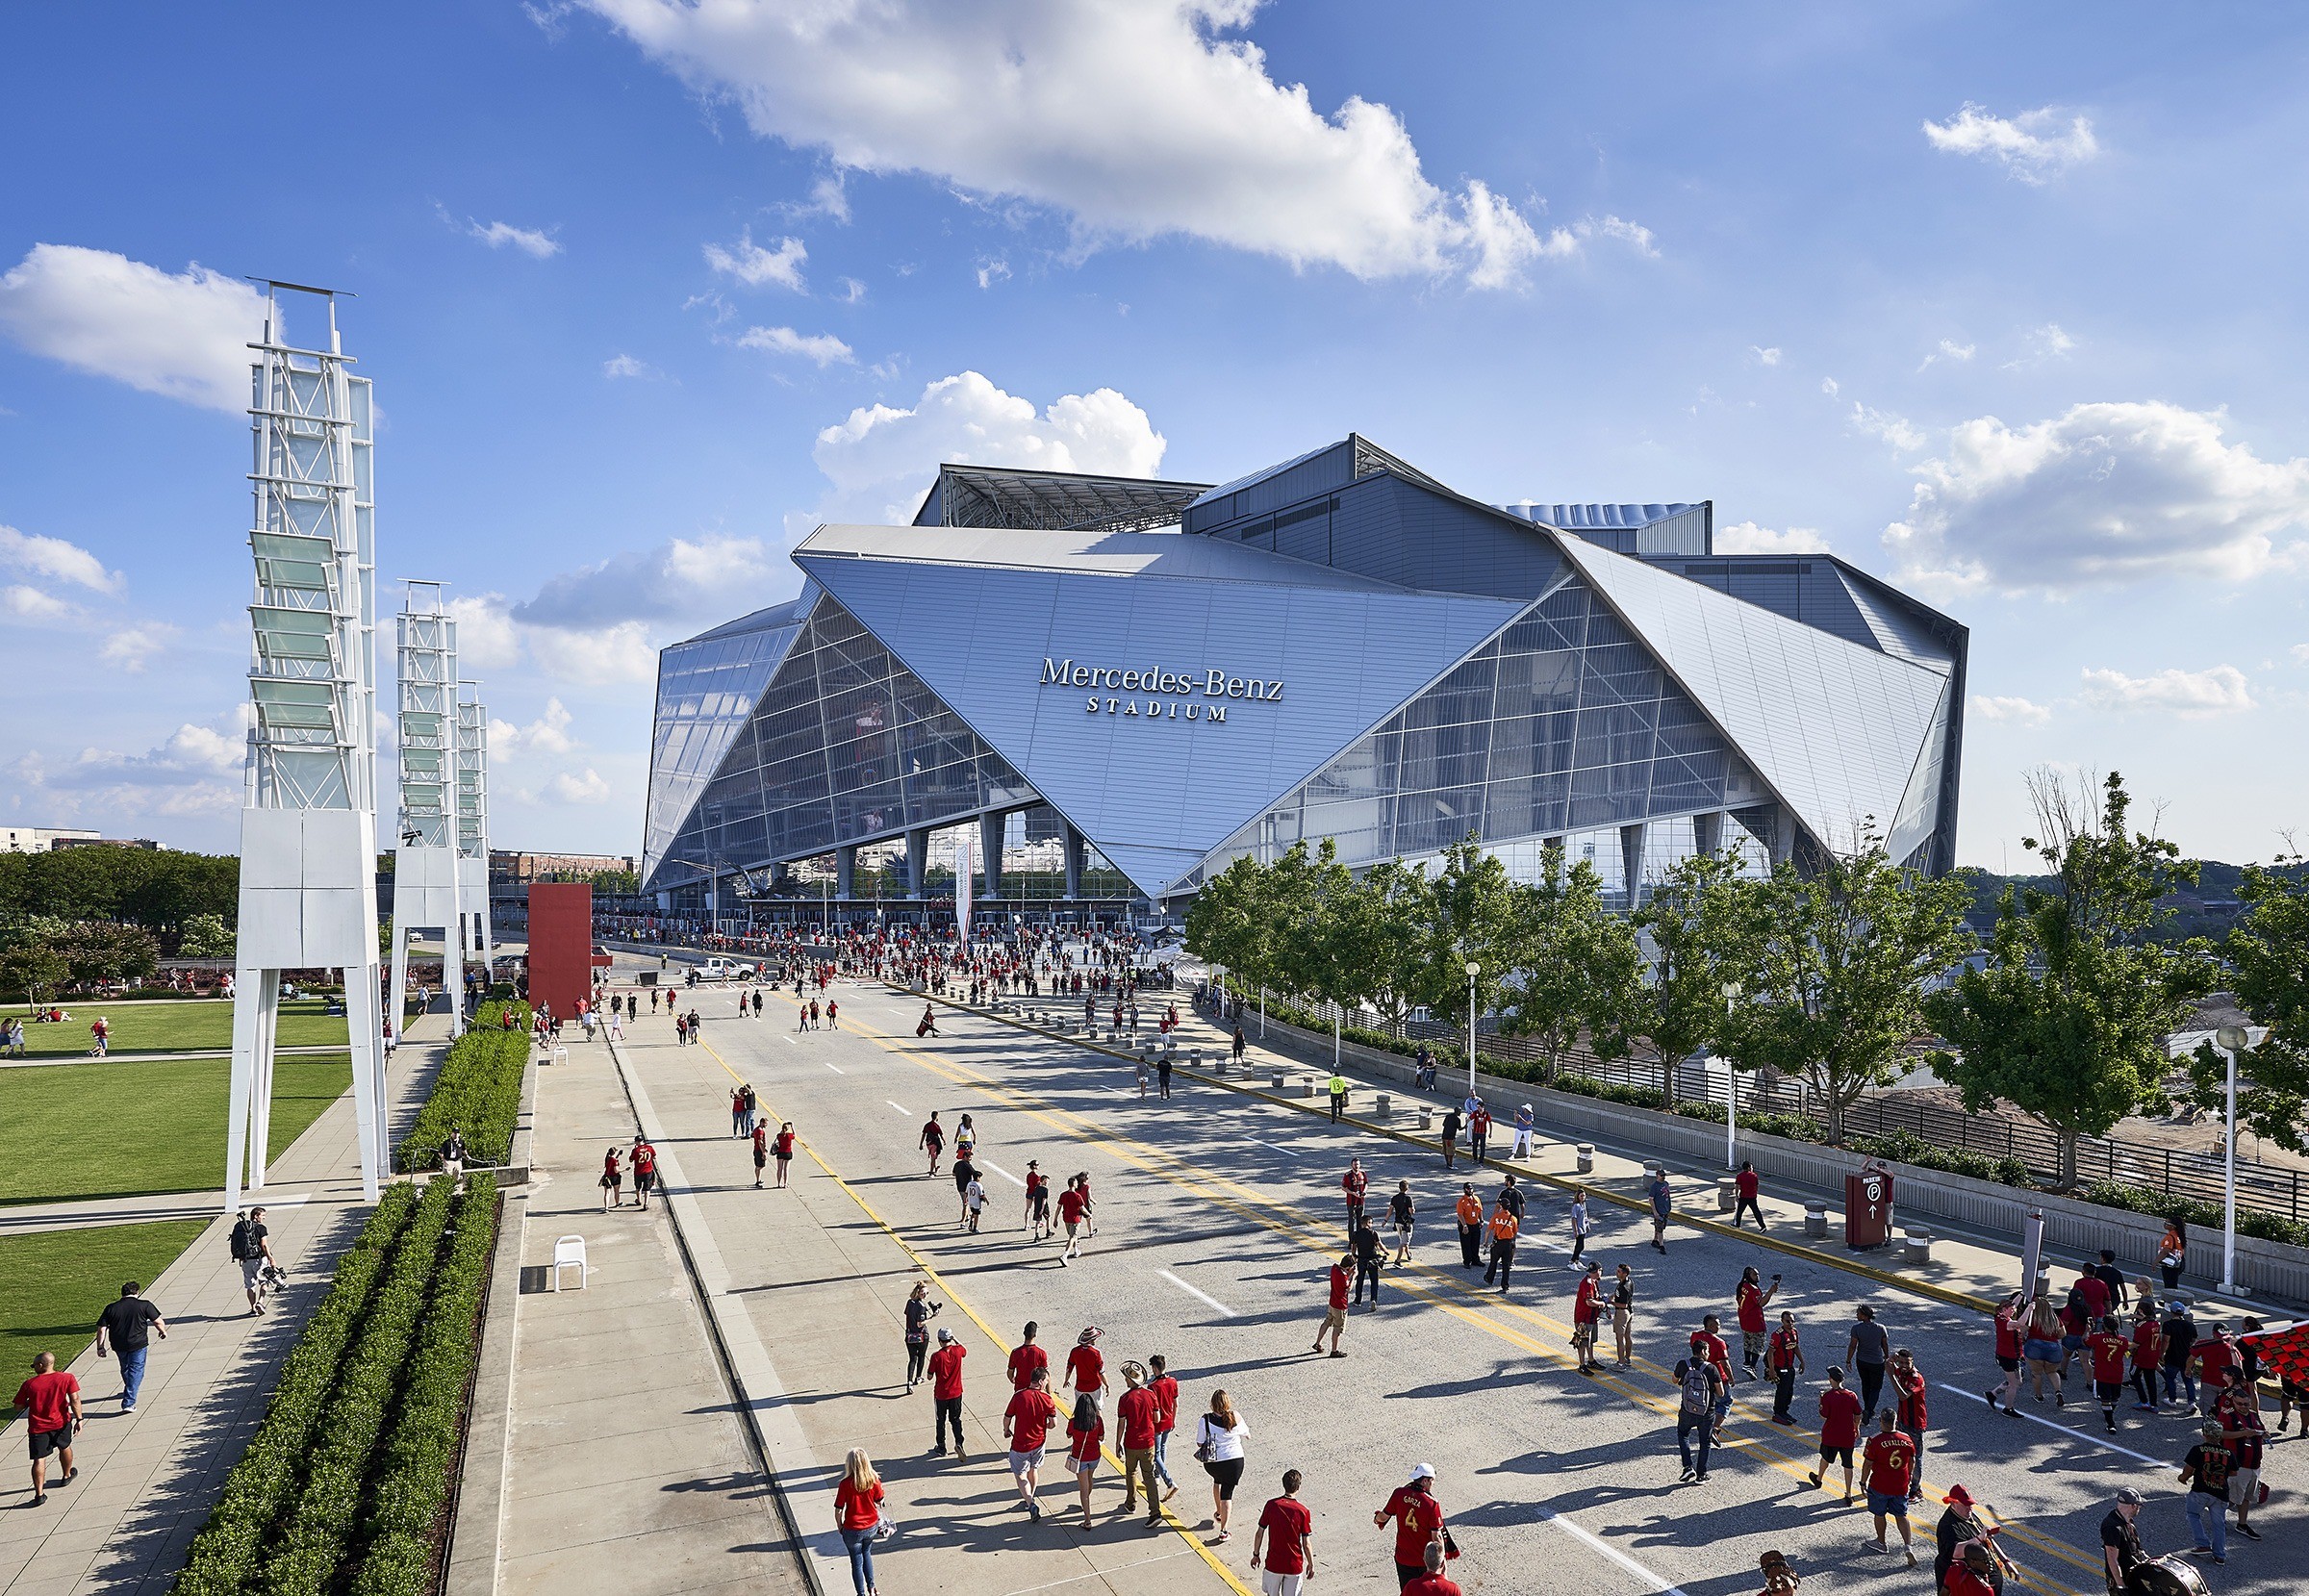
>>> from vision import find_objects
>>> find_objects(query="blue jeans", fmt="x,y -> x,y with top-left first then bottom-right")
1676,1413 -> 1713,1474
2186,1491 -> 2226,1557
839,1526 -> 875,1594
119,1345 -> 149,1408
1153,1429 -> 1174,1488
2164,1365 -> 2196,1406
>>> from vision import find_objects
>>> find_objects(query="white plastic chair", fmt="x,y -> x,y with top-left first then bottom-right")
549,1234 -> 590,1290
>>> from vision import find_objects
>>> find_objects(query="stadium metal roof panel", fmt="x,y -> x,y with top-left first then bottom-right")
914,462 -> 1212,535
797,522 -> 1413,591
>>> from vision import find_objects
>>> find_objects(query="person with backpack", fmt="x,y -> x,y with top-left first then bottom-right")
1671,1345 -> 1724,1482
231,1206 -> 275,1316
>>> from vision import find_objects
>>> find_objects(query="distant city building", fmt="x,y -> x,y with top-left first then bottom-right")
2,826 -> 158,852
644,435 -> 1966,915
490,849 -> 635,882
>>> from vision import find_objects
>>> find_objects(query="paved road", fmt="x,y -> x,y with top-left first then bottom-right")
614,971 -> 2303,1596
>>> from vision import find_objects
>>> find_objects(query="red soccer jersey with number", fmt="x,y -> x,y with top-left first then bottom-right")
2088,1331 -> 2130,1383
1863,1431 -> 1916,1497
1737,1283 -> 1767,1334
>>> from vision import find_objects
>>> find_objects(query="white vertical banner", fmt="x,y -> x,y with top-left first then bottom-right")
955,832 -> 974,948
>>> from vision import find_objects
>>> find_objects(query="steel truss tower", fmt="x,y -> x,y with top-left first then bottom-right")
228,283 -> 388,1207
456,685 -> 494,977
389,582 -> 464,1045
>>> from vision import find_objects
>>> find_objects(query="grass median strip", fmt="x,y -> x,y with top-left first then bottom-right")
394,1001 -> 530,1171
9,998 -> 349,1059
0,1218 -> 212,1380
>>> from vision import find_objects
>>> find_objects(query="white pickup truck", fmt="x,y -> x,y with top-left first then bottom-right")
699,956 -> 757,981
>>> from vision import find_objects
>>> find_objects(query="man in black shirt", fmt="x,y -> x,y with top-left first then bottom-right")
2091,1249 -> 2129,1314
1351,1218 -> 1383,1308
1496,1173 -> 1525,1223
2100,1487 -> 2146,1592
94,1281 -> 167,1412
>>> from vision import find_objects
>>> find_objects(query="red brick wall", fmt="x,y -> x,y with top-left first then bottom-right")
527,882 -> 594,1020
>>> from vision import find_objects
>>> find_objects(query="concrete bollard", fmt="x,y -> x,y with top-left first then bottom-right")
1271,1070 -> 1287,1091
1299,1077 -> 1316,1099
1904,1229 -> 1936,1266
1575,1144 -> 1594,1175
1376,1092 -> 1393,1117
1804,1203 -> 1828,1239
1419,1108 -> 1434,1130
1716,1176 -> 1738,1213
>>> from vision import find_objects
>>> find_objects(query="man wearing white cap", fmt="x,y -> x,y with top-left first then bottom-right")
1374,1463 -> 1449,1588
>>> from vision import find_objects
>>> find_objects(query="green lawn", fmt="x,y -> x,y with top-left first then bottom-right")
0,1220 -> 213,1384
0,1055 -> 351,1204
10,998 -> 349,1058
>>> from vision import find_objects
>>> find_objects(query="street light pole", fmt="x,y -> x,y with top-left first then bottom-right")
1465,960 -> 1481,1102
2216,1024 -> 2249,1294
1721,981 -> 1742,1171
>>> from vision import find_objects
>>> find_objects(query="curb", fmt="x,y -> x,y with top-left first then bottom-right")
907,987 -> 2004,1317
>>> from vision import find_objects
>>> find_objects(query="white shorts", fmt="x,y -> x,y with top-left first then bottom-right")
241,1256 -> 263,1289
1009,1446 -> 1045,1477
2229,1466 -> 2261,1507
1262,1572 -> 1306,1596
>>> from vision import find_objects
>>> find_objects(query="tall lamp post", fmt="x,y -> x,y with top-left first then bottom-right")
1721,980 -> 1742,1170
2215,1023 -> 2251,1295
1465,961 -> 1481,1102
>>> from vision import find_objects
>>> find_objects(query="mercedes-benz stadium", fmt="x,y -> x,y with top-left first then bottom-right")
641,435 -> 1966,923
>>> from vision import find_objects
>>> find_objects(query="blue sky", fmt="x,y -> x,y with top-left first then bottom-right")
3,2 -> 2306,869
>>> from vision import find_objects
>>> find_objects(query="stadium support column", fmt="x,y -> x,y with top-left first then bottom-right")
906,828 -> 928,899
1063,823 -> 1086,901
230,284 -> 386,1208
980,812 -> 1004,901
1692,810 -> 1723,857
1619,823 -> 1647,910
836,845 -> 856,899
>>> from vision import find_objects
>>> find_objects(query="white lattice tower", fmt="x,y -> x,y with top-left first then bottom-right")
228,283 -> 387,1206
456,685 -> 493,980
388,582 -> 464,1047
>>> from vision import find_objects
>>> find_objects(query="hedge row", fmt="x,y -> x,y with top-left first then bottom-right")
266,1178 -> 459,1596
351,1178 -> 499,1596
173,1186 -> 420,1596
1231,992 -> 2309,1248
395,1001 -> 532,1172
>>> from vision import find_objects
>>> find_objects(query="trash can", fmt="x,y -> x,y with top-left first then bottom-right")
1804,1203 -> 1828,1239
1576,1144 -> 1594,1175
1716,1176 -> 1738,1213
1843,1165 -> 1895,1250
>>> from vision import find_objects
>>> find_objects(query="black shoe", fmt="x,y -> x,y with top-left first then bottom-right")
1679,1466 -> 1694,1482
2238,1525 -> 2261,1541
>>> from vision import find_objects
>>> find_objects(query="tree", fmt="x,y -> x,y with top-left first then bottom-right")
0,939 -> 69,1008
1628,850 -> 1753,1110
1417,838 -> 1523,1061
1927,771 -> 2214,1187
1336,858 -> 1436,1037
1269,840 -> 1361,1051
2184,857 -> 2309,1153
1501,845 -> 1643,1082
178,912 -> 237,960
55,922 -> 160,992
1184,854 -> 1280,1001
1729,831 -> 1973,1144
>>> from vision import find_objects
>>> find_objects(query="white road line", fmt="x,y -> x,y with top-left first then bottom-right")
887,1101 -> 909,1115
978,1160 -> 1028,1188
1158,1270 -> 1237,1318
781,1035 -> 796,1045
823,1061 -> 845,1075
1539,1508 -> 1693,1596
1260,1140 -> 1303,1158
1937,1382 -> 2166,1467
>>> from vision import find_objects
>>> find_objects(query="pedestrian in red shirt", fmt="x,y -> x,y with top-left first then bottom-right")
1733,1159 -> 1765,1229
630,1136 -> 657,1211
833,1449 -> 886,1594
1025,1160 -> 1050,1239
1148,1353 -> 1180,1504
919,1111 -> 945,1176
1943,1542 -> 1999,1596
1375,1463 -> 1449,1586
927,1329 -> 968,1459
1403,1541 -> 1461,1596
1056,1178 -> 1089,1264
1065,1396 -> 1105,1529
1889,1348 -> 1929,1501
1253,1468 -> 1315,1593
1467,1103 -> 1492,1165
13,1351 -> 81,1504
1767,1311 -> 1806,1424
773,1122 -> 795,1188
1342,1158 -> 1369,1236
1860,1411 -> 1919,1566
1692,1314 -> 1734,1438
1313,1254 -> 1351,1357
1003,1368 -> 1060,1520
2086,1316 -> 2132,1433
1572,1262 -> 1604,1374
1065,1327 -> 1108,1403
599,1145 -> 622,1209
1116,1362 -> 1161,1524
1007,1321 -> 1048,1391
1809,1366 -> 1864,1502
1987,1289 -> 2025,1413
1736,1267 -> 1781,1379
750,1121 -> 768,1189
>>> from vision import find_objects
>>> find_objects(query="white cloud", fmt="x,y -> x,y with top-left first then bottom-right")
602,353 -> 660,379
1749,346 -> 1783,367
791,172 -> 851,223
1820,377 -> 1840,396
3,584 -> 80,621
2003,323 -> 2077,369
527,620 -> 660,686
517,533 -> 781,628
976,258 -> 1011,291
467,218 -> 563,258
446,594 -> 526,671
703,230 -> 807,291
491,697 -> 577,757
1918,338 -> 1975,371
0,523 -> 121,594
14,720 -> 245,820
1970,694 -> 2052,727
1883,400 -> 2309,594
577,0 -> 1588,288
1851,403 -> 1926,452
835,276 -> 867,304
1715,519 -> 1830,555
737,324 -> 855,367
2294,643 -> 2309,666
2079,664 -> 2254,717
100,623 -> 175,673
0,244 -> 264,411
1922,103 -> 2100,183
805,370 -> 1165,530
548,767 -> 614,805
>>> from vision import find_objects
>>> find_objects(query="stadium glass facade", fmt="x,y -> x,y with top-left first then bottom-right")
644,438 -> 1966,916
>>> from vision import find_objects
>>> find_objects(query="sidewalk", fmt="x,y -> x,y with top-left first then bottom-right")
601,1021 -> 1242,1596
0,1016 -> 449,1596
0,1193 -> 317,1238
490,1034 -> 808,1596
